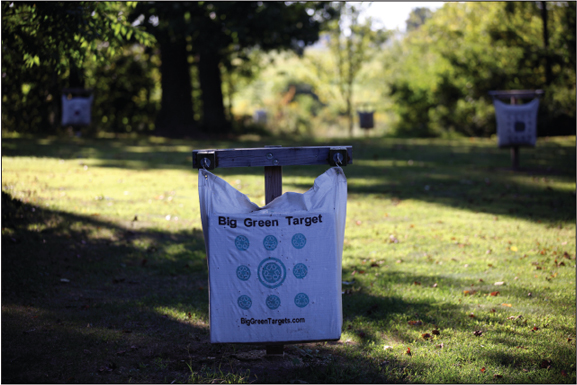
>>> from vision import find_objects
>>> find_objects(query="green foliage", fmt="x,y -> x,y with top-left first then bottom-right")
84,44 -> 161,134
1,2 -> 155,134
385,2 -> 576,137
405,7 -> 433,32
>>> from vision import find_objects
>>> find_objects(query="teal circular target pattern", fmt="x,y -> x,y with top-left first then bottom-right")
293,263 -> 308,279
263,235 -> 278,250
236,265 -> 251,281
294,293 -> 309,308
291,233 -> 307,249
235,235 -> 250,251
266,295 -> 281,310
257,257 -> 286,289
237,295 -> 252,310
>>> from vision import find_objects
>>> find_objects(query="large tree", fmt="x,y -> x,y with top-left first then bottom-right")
131,1 -> 339,137
130,2 -> 197,138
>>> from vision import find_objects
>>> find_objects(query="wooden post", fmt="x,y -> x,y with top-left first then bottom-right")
510,96 -> 520,170
264,146 -> 283,356
264,146 -> 283,205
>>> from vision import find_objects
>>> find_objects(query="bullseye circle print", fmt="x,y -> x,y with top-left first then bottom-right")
293,263 -> 308,279
237,295 -> 252,310
291,233 -> 307,249
235,235 -> 250,251
236,265 -> 251,281
257,257 -> 286,289
294,293 -> 309,308
262,235 -> 278,251
266,295 -> 281,310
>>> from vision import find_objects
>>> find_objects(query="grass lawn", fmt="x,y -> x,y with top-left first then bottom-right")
2,134 -> 575,383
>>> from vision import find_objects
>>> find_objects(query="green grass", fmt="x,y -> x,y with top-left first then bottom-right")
2,134 -> 575,383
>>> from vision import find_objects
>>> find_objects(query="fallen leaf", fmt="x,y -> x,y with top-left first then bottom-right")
493,374 -> 503,378
563,252 -> 571,259
568,338 -> 572,343
488,263 -> 493,267
469,313 -> 476,318
432,330 -> 440,335
480,367 -> 486,373
490,291 -> 500,296
408,320 -> 423,326
561,370 -> 568,377
473,330 -> 483,336
510,246 -> 518,252
532,326 -> 539,332
358,270 -> 365,274
494,281 -> 505,286
479,279 -> 484,282
463,290 -> 477,295
540,359 -> 552,369
422,333 -> 431,340
501,303 -> 512,307
414,281 -> 421,285
358,331 -> 366,338
370,263 -> 379,267
406,347 -> 412,356
491,309 -> 496,313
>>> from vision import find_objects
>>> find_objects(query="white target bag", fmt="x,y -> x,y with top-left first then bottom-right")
61,94 -> 93,126
199,167 -> 347,343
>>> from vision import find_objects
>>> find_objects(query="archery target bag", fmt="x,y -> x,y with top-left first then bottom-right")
198,167 -> 347,343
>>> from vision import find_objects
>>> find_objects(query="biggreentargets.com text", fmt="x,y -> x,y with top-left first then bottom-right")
240,317 -> 305,326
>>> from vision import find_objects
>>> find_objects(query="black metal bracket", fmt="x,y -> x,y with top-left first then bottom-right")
196,151 -> 216,170
329,147 -> 348,167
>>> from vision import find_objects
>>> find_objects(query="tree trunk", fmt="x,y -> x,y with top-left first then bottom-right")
540,1 -> 552,85
198,48 -> 230,135
155,35 -> 197,138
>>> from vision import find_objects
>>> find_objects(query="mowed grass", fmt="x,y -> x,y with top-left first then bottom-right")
1,134 -> 575,383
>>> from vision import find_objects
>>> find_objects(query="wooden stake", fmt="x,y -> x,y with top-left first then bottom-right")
264,146 -> 283,355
